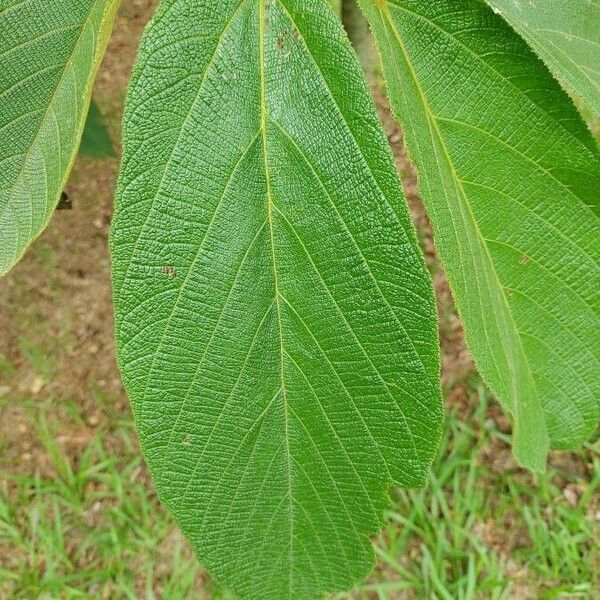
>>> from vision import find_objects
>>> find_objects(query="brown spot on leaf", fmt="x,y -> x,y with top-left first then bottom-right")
163,266 -> 177,278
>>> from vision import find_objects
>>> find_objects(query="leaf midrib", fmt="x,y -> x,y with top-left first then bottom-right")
258,0 -> 424,586
375,1 -> 541,417
373,3 -> 509,400
258,0 -> 294,595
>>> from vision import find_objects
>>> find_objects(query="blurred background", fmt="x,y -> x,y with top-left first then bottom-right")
0,1 -> 598,598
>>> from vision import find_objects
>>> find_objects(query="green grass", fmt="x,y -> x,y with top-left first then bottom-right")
354,379 -> 599,599
0,397 -> 207,599
0,379 -> 598,599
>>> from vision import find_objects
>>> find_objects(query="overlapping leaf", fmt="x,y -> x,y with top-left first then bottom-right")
80,99 -> 115,157
0,0 -> 119,275
111,0 -> 442,598
360,0 -> 600,471
484,0 -> 600,116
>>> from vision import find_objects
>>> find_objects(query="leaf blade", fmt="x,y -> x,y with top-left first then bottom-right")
0,0 -> 119,275
360,0 -> 600,471
484,0 -> 600,116
111,0 -> 442,598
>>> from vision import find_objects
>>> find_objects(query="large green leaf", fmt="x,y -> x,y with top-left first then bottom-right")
360,0 -> 600,472
0,0 -> 119,275
110,0 -> 442,597
484,0 -> 600,116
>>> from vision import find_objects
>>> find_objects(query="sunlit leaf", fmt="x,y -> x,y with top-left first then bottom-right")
111,0 -> 443,598
0,0 -> 119,275
485,0 -> 600,116
361,0 -> 600,472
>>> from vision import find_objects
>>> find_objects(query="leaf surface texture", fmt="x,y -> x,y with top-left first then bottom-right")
360,0 -> 600,471
0,0 -> 119,275
484,0 -> 600,115
110,0 -> 442,598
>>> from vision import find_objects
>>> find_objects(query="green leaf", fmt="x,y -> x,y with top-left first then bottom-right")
79,99 -> 116,157
360,0 -> 600,472
0,0 -> 119,276
484,0 -> 600,116
111,0 -> 442,597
